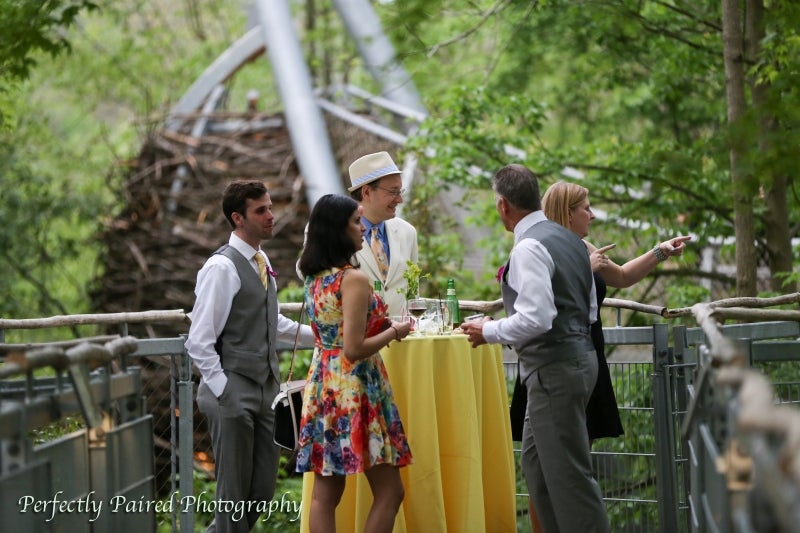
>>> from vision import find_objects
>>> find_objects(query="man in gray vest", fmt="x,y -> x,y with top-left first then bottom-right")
186,180 -> 314,533
462,164 -> 609,532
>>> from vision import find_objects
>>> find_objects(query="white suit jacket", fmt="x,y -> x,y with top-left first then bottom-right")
355,217 -> 418,316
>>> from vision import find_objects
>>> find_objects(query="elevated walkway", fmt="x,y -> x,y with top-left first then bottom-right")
3,294 -> 800,531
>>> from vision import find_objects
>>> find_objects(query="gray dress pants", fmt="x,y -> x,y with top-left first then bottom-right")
197,371 -> 281,533
520,350 -> 610,533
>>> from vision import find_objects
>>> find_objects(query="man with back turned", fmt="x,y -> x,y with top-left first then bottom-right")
461,164 -> 609,532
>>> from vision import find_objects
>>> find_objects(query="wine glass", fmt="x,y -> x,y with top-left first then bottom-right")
407,298 -> 427,336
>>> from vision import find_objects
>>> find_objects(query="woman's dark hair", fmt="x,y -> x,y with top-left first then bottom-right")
298,194 -> 361,277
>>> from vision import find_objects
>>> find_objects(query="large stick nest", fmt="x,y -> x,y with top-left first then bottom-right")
90,110 -> 398,338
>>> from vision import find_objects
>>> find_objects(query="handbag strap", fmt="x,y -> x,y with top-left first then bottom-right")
285,299 -> 306,382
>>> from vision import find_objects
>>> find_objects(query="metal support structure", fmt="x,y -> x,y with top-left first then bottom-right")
164,2 -> 424,212
166,27 -> 264,132
1,336 -> 154,532
331,0 -> 426,118
179,338 -> 195,533
130,336 -> 194,533
671,324 -> 697,527
165,21 -> 345,208
652,323 -> 680,533
253,0 -> 343,205
678,318 -> 800,532
167,85 -> 227,215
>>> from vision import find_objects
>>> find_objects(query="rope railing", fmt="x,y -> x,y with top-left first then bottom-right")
1,292 -> 797,338
664,292 -> 800,319
0,309 -> 189,330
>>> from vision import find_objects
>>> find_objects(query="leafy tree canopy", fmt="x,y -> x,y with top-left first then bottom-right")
0,0 -> 97,77
382,0 -> 799,301
0,0 -> 97,125
1,0 -> 798,327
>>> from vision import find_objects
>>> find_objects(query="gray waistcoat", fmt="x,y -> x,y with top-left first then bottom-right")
501,219 -> 594,379
213,245 -> 279,383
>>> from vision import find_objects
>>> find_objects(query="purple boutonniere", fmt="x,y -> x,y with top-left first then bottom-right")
496,265 -> 505,282
268,267 -> 278,278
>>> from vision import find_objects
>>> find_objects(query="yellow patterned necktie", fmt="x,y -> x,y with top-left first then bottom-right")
254,252 -> 269,288
370,226 -> 389,282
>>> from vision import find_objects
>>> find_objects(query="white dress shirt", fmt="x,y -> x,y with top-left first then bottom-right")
483,211 -> 597,346
185,233 -> 315,397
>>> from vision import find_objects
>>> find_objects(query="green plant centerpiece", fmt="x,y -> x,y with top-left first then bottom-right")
401,260 -> 430,300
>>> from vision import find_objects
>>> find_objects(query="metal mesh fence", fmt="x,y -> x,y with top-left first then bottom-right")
754,361 -> 800,406
141,356 -> 182,500
665,361 -> 695,533
594,361 -> 659,532
506,359 -> 661,533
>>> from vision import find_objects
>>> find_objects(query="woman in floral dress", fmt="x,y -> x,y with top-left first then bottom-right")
296,194 -> 413,533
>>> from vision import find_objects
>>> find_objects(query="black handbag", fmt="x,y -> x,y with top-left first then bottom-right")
271,301 -> 307,451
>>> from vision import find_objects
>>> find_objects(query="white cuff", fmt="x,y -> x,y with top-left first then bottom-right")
206,372 -> 228,398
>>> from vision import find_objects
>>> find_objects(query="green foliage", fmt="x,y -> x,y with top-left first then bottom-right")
775,269 -> 800,290
28,415 -> 84,445
399,260 -> 430,300
0,1 -> 257,333
391,0 -> 799,303
664,282 -> 711,314
2,0 -> 798,324
278,347 -> 313,385
278,282 -> 306,306
34,2 -> 256,134
406,85 -> 547,184
0,120 -> 109,333
759,361 -> 800,404
0,0 -> 97,127
0,0 -> 98,80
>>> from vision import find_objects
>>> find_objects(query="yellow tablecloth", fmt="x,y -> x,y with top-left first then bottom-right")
299,335 -> 516,532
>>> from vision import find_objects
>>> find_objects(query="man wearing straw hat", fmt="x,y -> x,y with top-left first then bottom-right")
347,151 -> 419,316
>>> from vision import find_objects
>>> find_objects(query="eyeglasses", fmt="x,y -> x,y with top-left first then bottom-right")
374,185 -> 405,198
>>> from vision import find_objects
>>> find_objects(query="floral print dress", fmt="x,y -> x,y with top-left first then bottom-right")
295,265 -> 413,475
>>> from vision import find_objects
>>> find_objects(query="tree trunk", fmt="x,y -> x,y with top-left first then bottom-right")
721,0 -> 758,296
763,179 -> 795,293
745,0 -> 796,293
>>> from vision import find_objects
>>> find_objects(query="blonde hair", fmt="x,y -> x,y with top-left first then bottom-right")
541,181 -> 589,228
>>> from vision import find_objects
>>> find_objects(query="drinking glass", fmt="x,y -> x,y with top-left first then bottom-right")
407,298 -> 427,336
419,303 -> 441,336
439,301 -> 453,335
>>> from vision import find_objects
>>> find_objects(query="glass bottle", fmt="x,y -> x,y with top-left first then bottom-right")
440,300 -> 452,334
445,279 -> 460,328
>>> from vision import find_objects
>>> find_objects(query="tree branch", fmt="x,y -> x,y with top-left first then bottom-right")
426,0 -> 516,58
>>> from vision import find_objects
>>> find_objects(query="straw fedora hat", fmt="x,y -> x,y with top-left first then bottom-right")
347,151 -> 401,192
